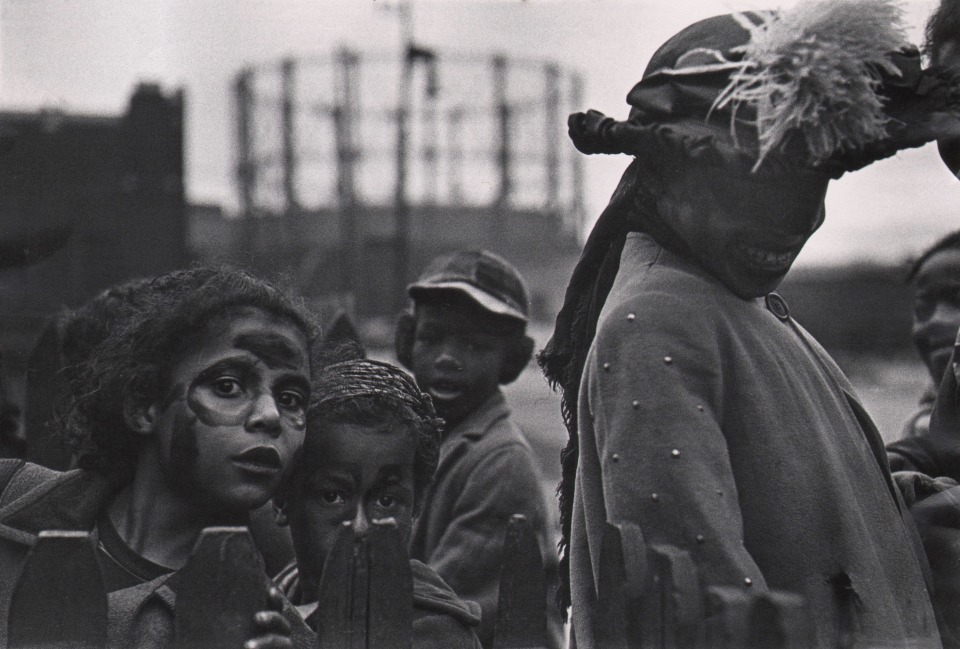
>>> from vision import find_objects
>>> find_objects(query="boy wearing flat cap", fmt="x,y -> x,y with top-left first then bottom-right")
539,1 -> 960,647
396,250 -> 560,649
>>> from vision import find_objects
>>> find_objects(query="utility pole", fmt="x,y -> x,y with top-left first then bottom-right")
393,0 -> 414,311
280,58 -> 299,214
335,48 -> 360,298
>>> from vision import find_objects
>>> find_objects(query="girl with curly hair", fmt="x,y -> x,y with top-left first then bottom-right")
0,265 -> 318,647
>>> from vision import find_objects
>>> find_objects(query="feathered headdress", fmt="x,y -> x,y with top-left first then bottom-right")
714,0 -> 908,169
568,0 -> 960,175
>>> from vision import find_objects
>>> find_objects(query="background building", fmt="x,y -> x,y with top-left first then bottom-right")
0,84 -> 187,374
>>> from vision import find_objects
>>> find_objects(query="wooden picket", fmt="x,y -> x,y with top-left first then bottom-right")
493,514 -> 548,649
705,586 -> 752,648
315,519 -> 414,649
8,530 -> 107,649
366,521 -> 414,649
746,590 -> 810,649
174,526 -> 269,649
316,521 -> 366,648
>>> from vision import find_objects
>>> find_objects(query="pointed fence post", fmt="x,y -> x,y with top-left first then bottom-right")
366,520 -> 413,649
8,530 -> 107,649
316,522 -> 363,649
174,526 -> 267,649
594,522 -> 647,648
645,544 -> 703,649
493,514 -> 547,649
317,519 -> 414,649
747,590 -> 810,649
705,586 -> 751,649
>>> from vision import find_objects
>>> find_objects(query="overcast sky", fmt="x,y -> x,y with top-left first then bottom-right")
2,0 -> 958,266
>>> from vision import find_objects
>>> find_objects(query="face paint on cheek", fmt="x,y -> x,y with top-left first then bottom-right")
186,383 -> 248,427
166,409 -> 200,495
160,382 -> 187,412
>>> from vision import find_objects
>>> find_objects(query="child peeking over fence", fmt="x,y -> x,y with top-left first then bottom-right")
271,352 -> 483,648
0,265 -> 319,648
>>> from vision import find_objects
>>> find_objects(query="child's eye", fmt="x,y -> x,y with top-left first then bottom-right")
376,494 -> 399,510
276,390 -> 305,410
321,490 -> 346,505
212,377 -> 243,397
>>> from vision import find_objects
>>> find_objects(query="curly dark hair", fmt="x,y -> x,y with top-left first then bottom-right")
58,276 -> 155,378
302,356 -> 442,512
924,0 -> 960,63
65,265 -> 319,483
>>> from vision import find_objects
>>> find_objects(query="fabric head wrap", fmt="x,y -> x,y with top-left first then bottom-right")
310,359 -> 440,430
540,0 -> 960,613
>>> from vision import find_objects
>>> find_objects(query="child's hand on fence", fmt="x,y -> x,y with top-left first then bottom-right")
243,585 -> 292,649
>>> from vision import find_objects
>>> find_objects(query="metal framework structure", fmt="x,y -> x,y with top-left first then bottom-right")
233,47 -> 587,236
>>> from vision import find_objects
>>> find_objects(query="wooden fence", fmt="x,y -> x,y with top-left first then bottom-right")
5,517 -> 839,648
595,522 -> 812,649
5,515 -> 551,649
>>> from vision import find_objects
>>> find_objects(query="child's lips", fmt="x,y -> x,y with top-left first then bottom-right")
232,446 -> 282,476
427,379 -> 464,401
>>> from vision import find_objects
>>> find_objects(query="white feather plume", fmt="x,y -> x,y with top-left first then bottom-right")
713,0 -> 909,170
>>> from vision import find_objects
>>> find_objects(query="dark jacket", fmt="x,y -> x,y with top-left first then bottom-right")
107,570 -> 312,649
897,345 -> 960,648
888,383 -> 960,479
408,390 -> 559,648
570,232 -> 940,649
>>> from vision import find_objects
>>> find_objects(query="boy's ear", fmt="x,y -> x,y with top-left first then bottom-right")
499,334 -> 534,385
123,399 -> 158,436
394,311 -> 416,369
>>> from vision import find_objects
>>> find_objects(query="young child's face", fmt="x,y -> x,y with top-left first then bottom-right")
287,420 -> 417,593
410,301 -> 510,429
913,248 -> 960,383
150,306 -> 310,512
654,163 -> 828,299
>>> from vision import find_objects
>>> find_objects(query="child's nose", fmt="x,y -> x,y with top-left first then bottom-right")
434,343 -> 464,371
246,393 -> 282,436
350,505 -> 372,537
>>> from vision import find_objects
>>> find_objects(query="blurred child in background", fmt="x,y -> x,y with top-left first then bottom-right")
395,250 -> 561,648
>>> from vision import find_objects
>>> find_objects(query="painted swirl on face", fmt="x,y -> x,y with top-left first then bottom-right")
187,357 -> 258,427
235,333 -> 306,370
